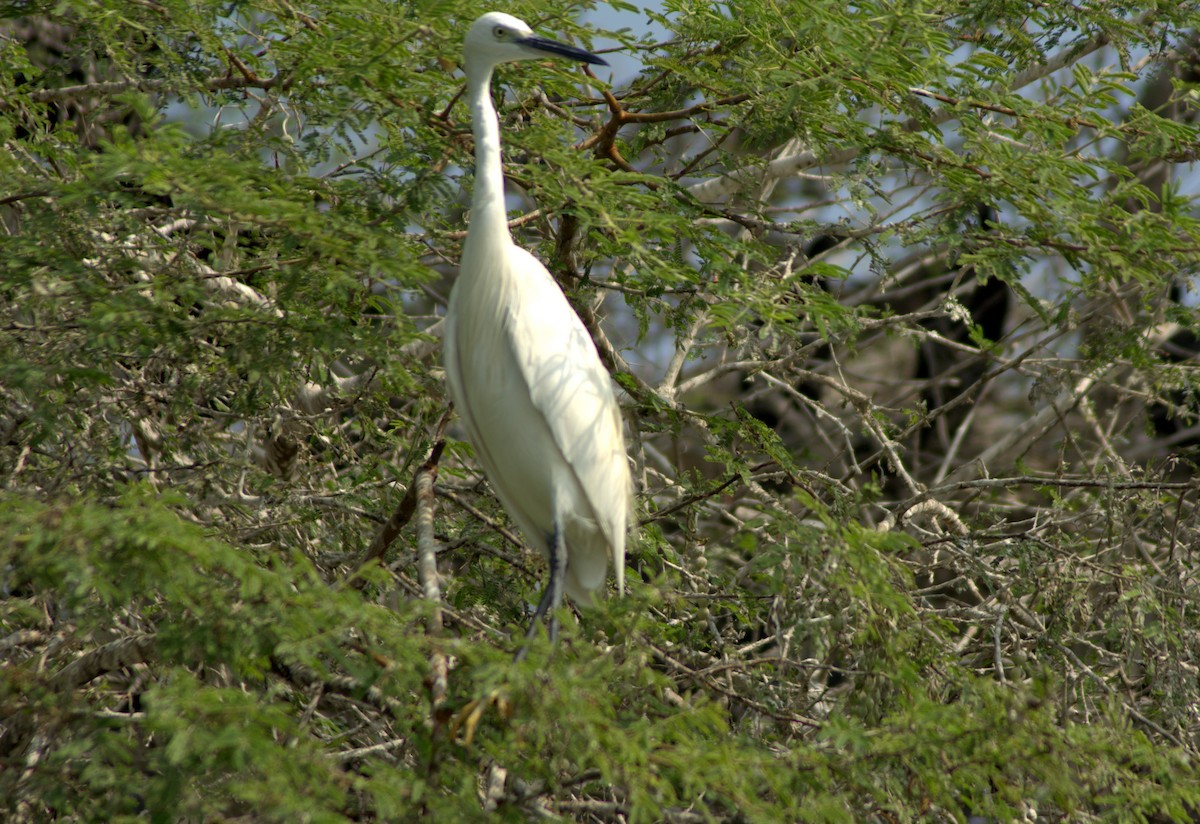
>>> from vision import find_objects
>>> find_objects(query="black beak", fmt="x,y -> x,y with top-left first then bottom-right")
520,35 -> 609,67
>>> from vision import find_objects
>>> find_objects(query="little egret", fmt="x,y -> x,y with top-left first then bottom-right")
444,13 -> 631,650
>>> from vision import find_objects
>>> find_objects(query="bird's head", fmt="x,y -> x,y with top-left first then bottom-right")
463,12 -> 607,75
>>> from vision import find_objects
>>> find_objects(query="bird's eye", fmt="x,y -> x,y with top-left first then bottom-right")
493,26 -> 507,40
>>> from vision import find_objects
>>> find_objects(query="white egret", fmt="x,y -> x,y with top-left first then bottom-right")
444,13 -> 631,650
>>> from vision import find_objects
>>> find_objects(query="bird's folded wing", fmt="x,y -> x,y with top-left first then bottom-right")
505,251 -> 630,571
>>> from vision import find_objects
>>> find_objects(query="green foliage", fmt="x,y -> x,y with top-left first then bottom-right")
3,0 -> 1200,820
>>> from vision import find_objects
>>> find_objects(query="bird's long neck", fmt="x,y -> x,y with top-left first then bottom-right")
465,64 -> 512,258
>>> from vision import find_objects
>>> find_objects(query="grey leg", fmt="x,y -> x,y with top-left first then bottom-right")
514,526 -> 566,661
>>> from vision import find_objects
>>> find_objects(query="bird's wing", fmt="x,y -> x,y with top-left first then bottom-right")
445,248 -> 629,599
504,249 -> 630,593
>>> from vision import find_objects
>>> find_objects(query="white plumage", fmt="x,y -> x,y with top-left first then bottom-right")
444,13 -> 630,646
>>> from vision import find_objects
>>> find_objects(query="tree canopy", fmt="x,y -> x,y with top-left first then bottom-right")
3,1 -> 1200,820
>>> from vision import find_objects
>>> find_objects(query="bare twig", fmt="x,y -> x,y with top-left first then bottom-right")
352,413 -> 451,584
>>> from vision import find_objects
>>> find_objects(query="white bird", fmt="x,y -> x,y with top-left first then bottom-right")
444,13 -> 631,650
